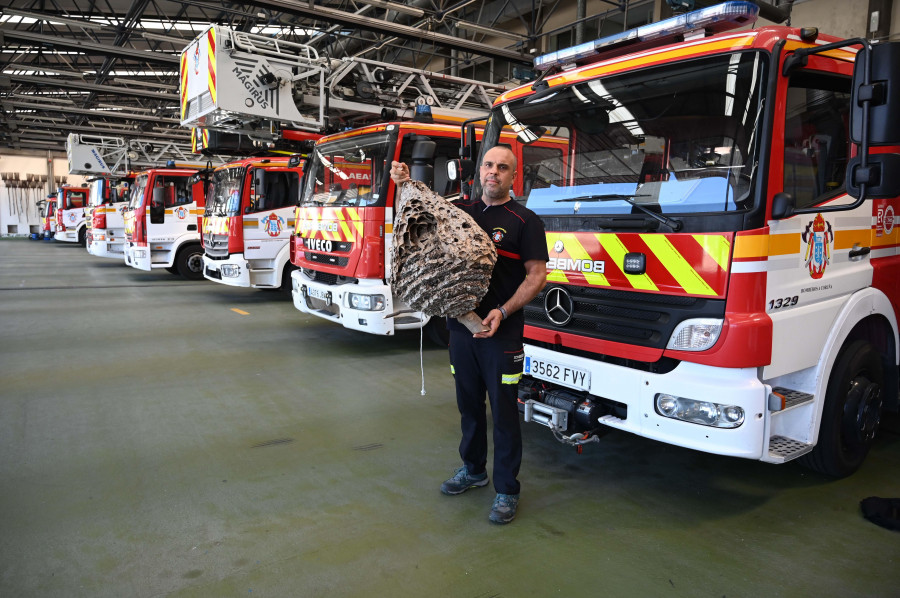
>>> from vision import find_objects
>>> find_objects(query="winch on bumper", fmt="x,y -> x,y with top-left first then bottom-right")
518,343 -> 768,459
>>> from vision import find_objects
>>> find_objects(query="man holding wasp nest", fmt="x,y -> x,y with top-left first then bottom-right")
391,145 -> 548,524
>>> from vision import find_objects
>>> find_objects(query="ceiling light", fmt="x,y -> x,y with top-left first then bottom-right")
1,8 -> 105,30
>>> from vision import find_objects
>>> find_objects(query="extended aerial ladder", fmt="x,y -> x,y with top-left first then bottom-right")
180,25 -> 512,139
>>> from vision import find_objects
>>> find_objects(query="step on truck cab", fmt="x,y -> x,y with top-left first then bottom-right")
467,1 -> 900,476
123,166 -> 206,279
289,121 -> 565,345
201,156 -> 305,289
86,176 -> 134,259
54,185 -> 90,245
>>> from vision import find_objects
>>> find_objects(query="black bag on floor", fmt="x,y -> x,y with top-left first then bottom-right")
860,496 -> 900,531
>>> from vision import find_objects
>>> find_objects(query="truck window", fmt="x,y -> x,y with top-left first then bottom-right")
397,137 -> 461,196
69,191 -> 86,208
783,72 -> 851,209
522,143 -> 566,199
155,175 -> 193,207
261,171 -> 300,210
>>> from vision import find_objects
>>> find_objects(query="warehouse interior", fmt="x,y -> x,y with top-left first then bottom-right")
3,1 -> 900,596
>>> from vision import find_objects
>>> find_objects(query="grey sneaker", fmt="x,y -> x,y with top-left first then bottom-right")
489,493 -> 519,524
440,466 -> 489,495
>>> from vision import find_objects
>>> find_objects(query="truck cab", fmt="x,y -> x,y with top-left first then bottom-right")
289,121 -> 565,344
86,176 -> 134,259
123,167 -> 205,279
201,156 -> 304,290
54,186 -> 90,245
471,2 -> 900,476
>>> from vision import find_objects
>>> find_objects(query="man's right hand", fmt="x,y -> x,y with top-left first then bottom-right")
390,161 -> 410,185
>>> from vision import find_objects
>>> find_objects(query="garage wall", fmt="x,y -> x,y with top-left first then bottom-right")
0,153 -> 86,237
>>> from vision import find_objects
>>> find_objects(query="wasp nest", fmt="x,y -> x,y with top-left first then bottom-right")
390,180 -> 496,319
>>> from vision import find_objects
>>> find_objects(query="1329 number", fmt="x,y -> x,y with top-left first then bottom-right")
768,295 -> 799,310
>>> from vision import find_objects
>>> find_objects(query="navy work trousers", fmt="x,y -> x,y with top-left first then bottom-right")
448,330 -> 524,495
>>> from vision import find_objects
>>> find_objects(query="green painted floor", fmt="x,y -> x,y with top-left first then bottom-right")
1,238 -> 899,597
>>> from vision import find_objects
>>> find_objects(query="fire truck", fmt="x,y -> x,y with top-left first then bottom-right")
66,133 -> 220,259
36,195 -> 56,241
85,177 -> 134,259
458,1 -> 900,477
200,155 -> 306,290
123,165 -> 206,279
290,122 -> 565,344
53,185 -> 90,246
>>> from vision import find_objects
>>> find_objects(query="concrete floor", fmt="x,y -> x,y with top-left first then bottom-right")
1,238 -> 899,598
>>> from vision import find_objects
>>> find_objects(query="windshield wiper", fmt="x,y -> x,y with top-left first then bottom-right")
555,193 -> 682,232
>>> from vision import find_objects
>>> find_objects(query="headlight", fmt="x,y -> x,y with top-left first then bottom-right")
348,293 -> 385,311
667,318 -> 723,351
221,265 -> 240,278
654,393 -> 744,428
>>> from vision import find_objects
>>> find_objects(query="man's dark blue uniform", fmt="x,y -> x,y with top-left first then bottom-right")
447,198 -> 549,496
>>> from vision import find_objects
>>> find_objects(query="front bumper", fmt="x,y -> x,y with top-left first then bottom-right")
290,270 -> 425,335
203,254 -> 251,287
522,343 -> 768,460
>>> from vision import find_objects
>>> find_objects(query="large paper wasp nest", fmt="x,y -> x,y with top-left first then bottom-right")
390,181 -> 496,321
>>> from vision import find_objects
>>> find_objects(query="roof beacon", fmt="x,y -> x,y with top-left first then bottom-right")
534,1 -> 760,72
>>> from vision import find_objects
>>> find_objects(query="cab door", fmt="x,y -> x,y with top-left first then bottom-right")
763,55 -> 871,379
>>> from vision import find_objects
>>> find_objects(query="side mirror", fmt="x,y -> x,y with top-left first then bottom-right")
410,139 -> 437,187
851,42 -> 900,145
847,154 -> 900,199
770,192 -> 795,220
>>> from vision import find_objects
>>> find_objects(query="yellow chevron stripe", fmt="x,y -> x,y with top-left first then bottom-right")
692,234 -> 731,271
207,29 -> 216,104
641,234 -> 716,296
597,233 -> 657,291
557,233 -> 609,286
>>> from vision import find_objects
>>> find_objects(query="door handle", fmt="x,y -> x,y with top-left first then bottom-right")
849,245 -> 871,260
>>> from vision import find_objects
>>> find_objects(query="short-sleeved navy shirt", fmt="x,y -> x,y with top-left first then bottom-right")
447,197 -> 549,340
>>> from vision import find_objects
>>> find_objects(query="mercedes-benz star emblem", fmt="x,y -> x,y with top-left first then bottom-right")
544,286 -> 574,326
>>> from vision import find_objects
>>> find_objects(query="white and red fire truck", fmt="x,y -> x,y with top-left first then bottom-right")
289,121 -> 566,344
86,176 -> 134,259
201,155 -> 306,289
38,196 -> 56,241
460,1 -> 900,476
53,185 -> 90,246
123,165 -> 206,279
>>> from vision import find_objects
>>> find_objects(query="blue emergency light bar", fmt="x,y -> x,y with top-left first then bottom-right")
534,1 -> 760,71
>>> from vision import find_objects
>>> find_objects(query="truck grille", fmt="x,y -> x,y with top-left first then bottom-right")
525,284 -> 725,351
301,268 -> 358,286
203,233 -> 229,258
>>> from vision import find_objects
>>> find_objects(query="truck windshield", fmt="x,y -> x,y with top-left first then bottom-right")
129,175 -> 148,210
300,132 -> 393,208
206,167 -> 246,217
490,51 -> 767,222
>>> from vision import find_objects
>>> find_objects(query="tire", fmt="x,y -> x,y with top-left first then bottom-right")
799,339 -> 884,477
425,316 -> 450,348
78,227 -> 87,247
175,245 -> 205,280
165,266 -> 179,275
280,263 -> 297,293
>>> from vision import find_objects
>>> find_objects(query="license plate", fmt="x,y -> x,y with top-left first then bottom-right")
307,286 -> 330,301
525,356 -> 591,391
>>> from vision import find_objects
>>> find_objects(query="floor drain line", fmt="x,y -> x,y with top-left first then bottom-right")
251,438 -> 295,448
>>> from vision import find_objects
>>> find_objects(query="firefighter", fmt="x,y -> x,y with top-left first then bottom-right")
390,145 -> 548,524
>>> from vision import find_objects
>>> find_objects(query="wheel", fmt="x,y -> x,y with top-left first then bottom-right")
800,339 -> 884,477
165,266 -> 179,275
175,245 -> 205,280
280,263 -> 297,293
425,316 -> 450,348
78,227 -> 87,247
